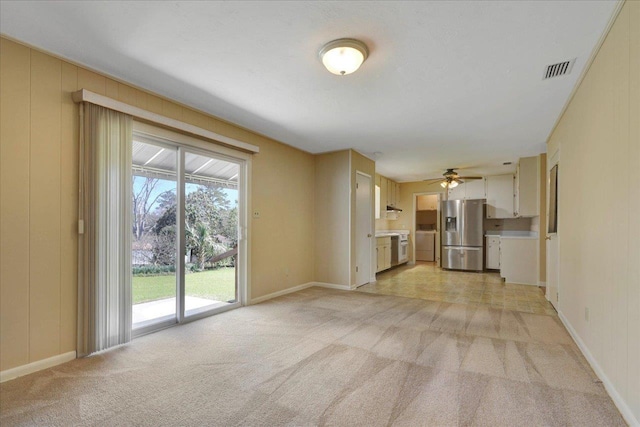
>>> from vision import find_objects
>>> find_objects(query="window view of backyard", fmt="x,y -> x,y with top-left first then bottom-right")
131,140 -> 239,327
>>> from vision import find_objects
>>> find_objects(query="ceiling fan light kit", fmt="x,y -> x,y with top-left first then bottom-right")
428,168 -> 483,188
319,38 -> 369,75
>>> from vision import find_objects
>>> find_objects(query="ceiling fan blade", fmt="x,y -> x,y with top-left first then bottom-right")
457,176 -> 483,180
423,178 -> 445,184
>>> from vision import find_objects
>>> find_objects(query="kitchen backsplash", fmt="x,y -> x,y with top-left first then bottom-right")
484,217 -> 532,231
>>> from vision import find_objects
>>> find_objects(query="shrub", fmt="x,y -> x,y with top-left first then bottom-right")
132,265 -> 176,276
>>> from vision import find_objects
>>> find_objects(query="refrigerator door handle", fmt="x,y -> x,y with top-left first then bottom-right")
444,246 -> 481,251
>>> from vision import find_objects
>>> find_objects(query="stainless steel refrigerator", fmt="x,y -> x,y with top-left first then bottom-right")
441,199 -> 484,271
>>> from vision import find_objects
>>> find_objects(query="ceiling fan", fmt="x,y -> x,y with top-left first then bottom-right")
423,168 -> 483,188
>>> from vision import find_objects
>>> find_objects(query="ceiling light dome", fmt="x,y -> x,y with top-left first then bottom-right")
319,38 -> 369,76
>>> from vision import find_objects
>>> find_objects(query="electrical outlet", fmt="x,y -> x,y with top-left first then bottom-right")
585,307 -> 590,322
253,211 -> 260,219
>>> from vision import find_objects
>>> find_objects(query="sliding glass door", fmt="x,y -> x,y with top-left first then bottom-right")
131,130 -> 244,333
182,150 -> 239,318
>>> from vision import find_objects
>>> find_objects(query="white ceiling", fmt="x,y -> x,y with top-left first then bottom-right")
0,1 -> 618,181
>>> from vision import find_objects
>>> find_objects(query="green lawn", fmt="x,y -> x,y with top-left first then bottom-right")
132,268 -> 236,304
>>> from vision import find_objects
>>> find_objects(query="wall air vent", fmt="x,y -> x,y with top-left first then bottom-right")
543,59 -> 575,79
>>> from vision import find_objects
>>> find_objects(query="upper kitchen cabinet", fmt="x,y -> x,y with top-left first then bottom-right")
386,179 -> 400,207
380,175 -> 388,207
377,174 -> 400,208
464,179 -> 486,199
447,178 -> 486,200
486,174 -> 516,218
375,174 -> 401,219
515,156 -> 540,217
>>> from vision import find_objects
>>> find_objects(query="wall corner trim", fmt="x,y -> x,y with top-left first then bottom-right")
249,282 -> 315,305
1,351 -> 77,383
558,311 -> 639,426
249,281 -> 353,305
72,89 -> 259,154
313,282 -> 352,291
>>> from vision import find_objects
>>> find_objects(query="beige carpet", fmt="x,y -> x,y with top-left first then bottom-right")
0,287 -> 625,426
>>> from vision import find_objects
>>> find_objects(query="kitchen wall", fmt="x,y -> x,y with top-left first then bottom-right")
547,1 -> 639,423
484,217 -> 532,232
0,37 -> 316,372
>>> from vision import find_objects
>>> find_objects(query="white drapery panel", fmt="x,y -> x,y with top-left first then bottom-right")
78,103 -> 132,356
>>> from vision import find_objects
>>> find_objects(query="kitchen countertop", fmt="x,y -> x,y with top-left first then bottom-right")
375,232 -> 398,238
484,231 -> 539,240
376,229 -> 409,238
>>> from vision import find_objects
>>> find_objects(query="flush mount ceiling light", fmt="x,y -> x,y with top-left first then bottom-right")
319,38 -> 369,76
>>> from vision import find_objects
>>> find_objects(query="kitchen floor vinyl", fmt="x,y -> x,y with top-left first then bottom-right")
358,262 -> 557,316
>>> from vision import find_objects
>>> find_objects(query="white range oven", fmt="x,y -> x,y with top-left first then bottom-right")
398,233 -> 409,263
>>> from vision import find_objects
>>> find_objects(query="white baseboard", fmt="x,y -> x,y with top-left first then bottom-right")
249,282 -> 314,305
538,281 -> 547,287
558,311 -> 639,427
1,351 -> 76,383
311,281 -> 352,291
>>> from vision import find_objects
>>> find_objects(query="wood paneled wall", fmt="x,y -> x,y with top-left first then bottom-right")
0,37 -> 316,371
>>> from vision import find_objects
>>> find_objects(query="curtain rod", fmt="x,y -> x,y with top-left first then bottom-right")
72,89 -> 259,154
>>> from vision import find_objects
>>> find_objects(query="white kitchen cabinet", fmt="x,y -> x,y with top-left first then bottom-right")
499,237 -> 538,285
486,236 -> 500,269
380,175 -> 388,208
465,179 -> 486,199
448,184 -> 465,200
515,156 -> 540,217
447,179 -> 486,200
376,236 -> 392,273
486,174 -> 515,219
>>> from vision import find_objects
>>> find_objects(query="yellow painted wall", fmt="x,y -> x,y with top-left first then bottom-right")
314,150 -> 350,286
0,37 -> 316,371
547,1 -> 639,422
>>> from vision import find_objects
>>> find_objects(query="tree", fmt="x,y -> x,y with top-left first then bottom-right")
132,177 -> 173,241
185,221 -> 225,270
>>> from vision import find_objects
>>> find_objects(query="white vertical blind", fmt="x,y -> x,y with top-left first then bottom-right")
78,103 -> 132,356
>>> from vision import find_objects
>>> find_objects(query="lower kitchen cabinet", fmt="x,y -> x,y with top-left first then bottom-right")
499,238 -> 538,285
485,236 -> 500,269
376,236 -> 392,273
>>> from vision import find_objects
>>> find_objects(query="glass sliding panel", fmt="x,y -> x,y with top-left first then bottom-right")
183,151 -> 239,316
131,139 -> 178,329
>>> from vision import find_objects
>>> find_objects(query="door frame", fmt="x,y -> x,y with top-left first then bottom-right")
355,171 -> 373,287
546,148 -> 560,309
412,192 -> 442,266
131,121 -> 250,337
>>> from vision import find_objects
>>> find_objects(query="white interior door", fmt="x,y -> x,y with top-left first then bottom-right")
546,151 -> 560,310
356,172 -> 372,286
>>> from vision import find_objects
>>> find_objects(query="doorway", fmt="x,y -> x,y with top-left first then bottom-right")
413,192 -> 442,266
130,124 -> 247,334
355,172 -> 373,287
